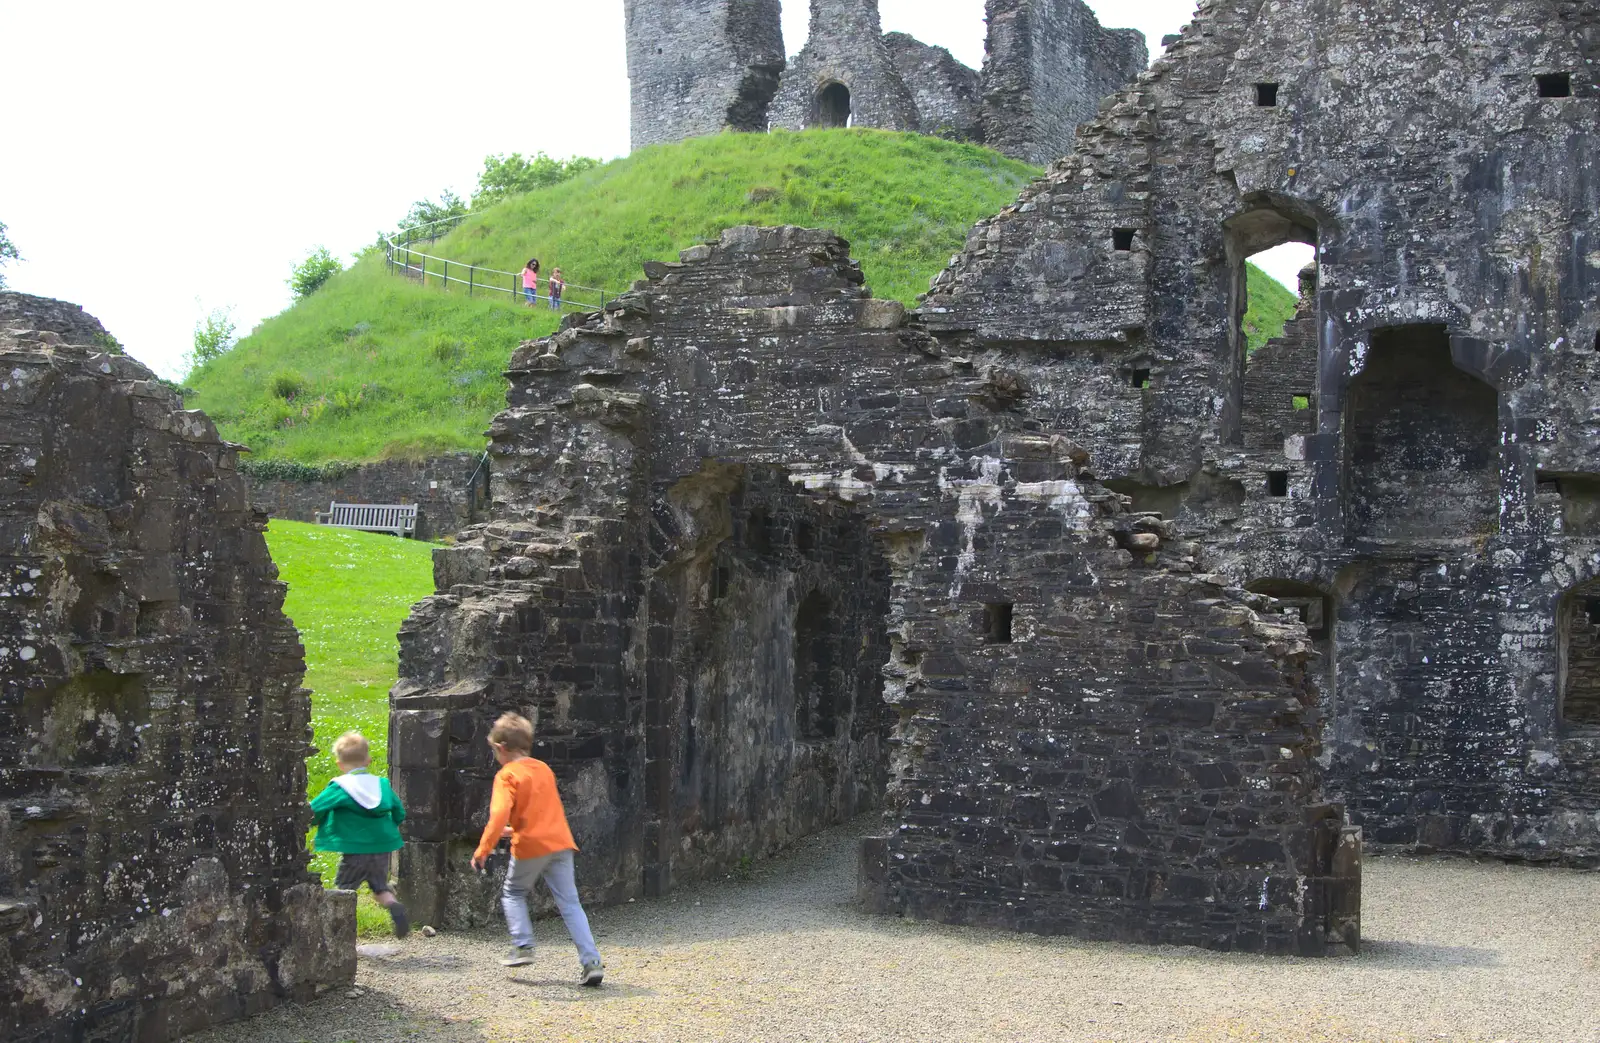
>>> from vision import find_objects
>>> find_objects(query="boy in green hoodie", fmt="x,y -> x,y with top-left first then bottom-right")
311,731 -> 410,938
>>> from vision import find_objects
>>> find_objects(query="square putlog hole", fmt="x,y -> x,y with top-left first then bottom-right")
1130,368 -> 1151,390
1538,73 -> 1572,98
1255,83 -> 1280,107
1112,228 -> 1136,251
984,603 -> 1014,644
1267,471 -> 1290,497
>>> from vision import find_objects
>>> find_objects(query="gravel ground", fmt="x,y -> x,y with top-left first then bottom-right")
190,818 -> 1600,1043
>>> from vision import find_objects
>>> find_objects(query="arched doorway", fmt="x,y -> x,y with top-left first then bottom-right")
814,82 -> 852,128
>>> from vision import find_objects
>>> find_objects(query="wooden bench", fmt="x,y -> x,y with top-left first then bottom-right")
314,501 -> 418,538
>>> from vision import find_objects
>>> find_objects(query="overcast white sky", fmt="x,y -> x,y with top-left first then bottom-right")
2,0 -> 1304,379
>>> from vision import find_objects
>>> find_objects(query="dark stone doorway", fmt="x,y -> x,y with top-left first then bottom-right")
815,82 -> 852,128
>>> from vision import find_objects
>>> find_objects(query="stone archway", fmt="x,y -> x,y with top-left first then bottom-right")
814,81 -> 852,127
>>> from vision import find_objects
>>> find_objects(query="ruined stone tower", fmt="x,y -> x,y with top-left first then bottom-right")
0,293 -> 353,1041
622,0 -> 1147,165
768,0 -> 918,132
623,0 -> 787,149
981,0 -> 1151,165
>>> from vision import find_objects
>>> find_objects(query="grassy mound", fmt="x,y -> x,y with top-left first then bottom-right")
187,131 -> 1038,463
265,519 -> 435,934
189,129 -> 1298,464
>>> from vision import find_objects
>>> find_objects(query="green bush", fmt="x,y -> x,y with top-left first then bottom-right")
289,247 -> 343,300
239,458 -> 354,483
270,370 -> 307,401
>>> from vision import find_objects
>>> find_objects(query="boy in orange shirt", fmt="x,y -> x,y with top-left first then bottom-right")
471,712 -> 604,985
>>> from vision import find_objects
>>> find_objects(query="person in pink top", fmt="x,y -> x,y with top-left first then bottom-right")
521,258 -> 540,307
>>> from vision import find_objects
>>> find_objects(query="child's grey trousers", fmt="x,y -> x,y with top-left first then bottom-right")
501,848 -> 601,966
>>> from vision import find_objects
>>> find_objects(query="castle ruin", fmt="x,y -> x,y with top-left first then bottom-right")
0,293 -> 354,1041
624,0 -> 1149,166
394,0 -> 1600,955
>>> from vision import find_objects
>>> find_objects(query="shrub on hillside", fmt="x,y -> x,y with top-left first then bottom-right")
240,458 -> 354,483
472,152 -> 600,208
0,219 -> 18,288
270,369 -> 307,401
188,307 -> 236,372
397,191 -> 468,238
289,247 -> 343,300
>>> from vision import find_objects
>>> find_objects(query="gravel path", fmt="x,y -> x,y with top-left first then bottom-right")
191,818 -> 1600,1043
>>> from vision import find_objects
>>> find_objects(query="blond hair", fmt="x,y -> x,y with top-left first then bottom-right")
488,712 -> 534,754
332,731 -> 370,766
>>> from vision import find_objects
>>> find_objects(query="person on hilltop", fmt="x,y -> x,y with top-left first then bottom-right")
521,258 -> 540,307
471,712 -> 604,986
548,267 -> 565,311
311,731 -> 410,939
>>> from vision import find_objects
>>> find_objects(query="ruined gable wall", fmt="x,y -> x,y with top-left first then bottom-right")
0,293 -> 352,1043
624,0 -> 786,149
769,0 -> 918,132
926,0 -> 1600,862
393,228 -> 1360,953
884,32 -> 983,142
981,0 -> 1149,166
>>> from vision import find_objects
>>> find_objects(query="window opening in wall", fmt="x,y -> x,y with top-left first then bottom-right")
1268,471 -> 1290,497
983,603 -> 1014,644
1292,394 -> 1313,410
1538,73 -> 1572,98
1130,368 -> 1151,390
815,82 -> 852,129
1343,324 -> 1499,541
1255,83 -> 1280,107
1226,205 -> 1319,447
796,520 -> 815,552
1113,228 -> 1136,251
1561,581 -> 1600,731
1592,330 -> 1600,352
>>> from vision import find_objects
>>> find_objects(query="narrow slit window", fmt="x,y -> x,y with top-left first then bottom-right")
984,603 -> 1014,644
1585,598 -> 1600,626
1538,73 -> 1572,98
1268,471 -> 1290,497
1292,394 -> 1313,410
1112,228 -> 1136,251
1592,330 -> 1600,352
1255,83 -> 1280,107
1130,368 -> 1151,390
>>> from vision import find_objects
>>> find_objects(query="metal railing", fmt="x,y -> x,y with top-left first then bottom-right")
382,216 -> 616,313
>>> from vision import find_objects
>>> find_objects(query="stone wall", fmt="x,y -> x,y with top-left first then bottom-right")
0,293 -> 353,1042
246,452 -> 488,541
623,0 -> 786,149
922,0 -> 1600,864
884,32 -> 983,141
981,0 -> 1149,165
390,226 -> 1360,955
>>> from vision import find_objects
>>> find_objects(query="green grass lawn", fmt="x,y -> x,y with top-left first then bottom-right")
265,519 -> 436,935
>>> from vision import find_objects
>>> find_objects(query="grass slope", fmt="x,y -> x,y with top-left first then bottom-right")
265,520 -> 435,933
1244,264 -> 1299,355
187,130 -> 1037,463
190,129 -> 1300,464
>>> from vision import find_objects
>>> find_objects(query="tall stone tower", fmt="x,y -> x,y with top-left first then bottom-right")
981,0 -> 1148,165
768,0 -> 918,132
623,0 -> 787,150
